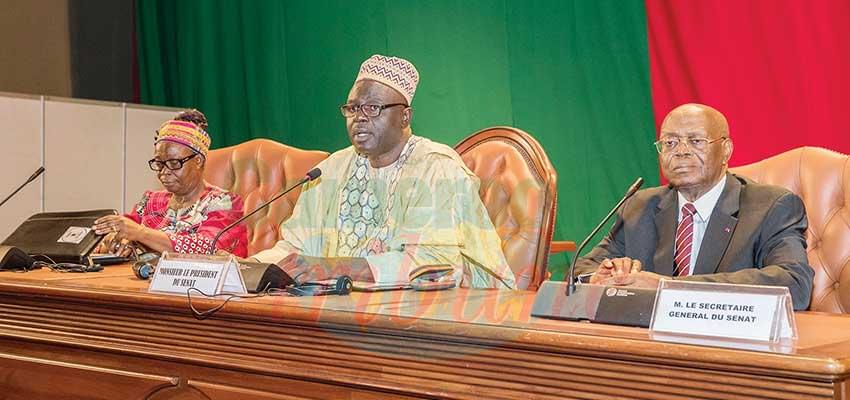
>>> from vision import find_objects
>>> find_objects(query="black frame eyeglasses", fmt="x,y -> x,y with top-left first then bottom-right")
340,103 -> 408,118
148,153 -> 199,171
654,136 -> 727,154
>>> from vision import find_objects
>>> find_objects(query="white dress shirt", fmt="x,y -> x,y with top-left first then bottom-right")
676,175 -> 727,276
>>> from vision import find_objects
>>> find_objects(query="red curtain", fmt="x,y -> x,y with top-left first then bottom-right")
646,0 -> 850,166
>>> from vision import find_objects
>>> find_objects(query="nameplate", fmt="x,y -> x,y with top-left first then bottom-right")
148,252 -> 246,295
650,280 -> 796,343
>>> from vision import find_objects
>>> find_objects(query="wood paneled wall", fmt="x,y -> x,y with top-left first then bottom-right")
0,92 -> 180,239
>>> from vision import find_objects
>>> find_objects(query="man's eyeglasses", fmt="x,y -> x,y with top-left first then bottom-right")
148,153 -> 198,171
654,136 -> 727,154
340,103 -> 407,118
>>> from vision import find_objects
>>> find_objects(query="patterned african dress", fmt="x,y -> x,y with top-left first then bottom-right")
252,135 -> 516,289
126,183 -> 248,257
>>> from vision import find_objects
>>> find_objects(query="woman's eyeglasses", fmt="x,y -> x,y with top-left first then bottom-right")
148,153 -> 198,171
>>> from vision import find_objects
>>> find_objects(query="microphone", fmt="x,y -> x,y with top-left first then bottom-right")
209,168 -> 322,254
0,167 -> 45,270
565,177 -> 643,295
0,166 -> 44,208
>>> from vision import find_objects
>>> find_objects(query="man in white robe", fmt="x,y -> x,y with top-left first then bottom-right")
252,55 -> 515,289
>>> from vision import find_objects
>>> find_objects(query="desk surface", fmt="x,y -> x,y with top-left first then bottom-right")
0,265 -> 848,399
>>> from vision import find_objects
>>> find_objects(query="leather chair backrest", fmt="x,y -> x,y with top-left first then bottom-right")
455,127 -> 558,290
730,147 -> 850,312
204,139 -> 328,255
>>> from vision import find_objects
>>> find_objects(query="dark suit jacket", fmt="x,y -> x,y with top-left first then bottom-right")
575,173 -> 814,310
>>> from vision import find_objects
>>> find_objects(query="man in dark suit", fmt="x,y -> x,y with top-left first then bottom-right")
574,103 -> 814,310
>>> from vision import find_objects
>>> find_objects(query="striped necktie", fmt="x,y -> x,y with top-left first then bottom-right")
674,203 -> 697,276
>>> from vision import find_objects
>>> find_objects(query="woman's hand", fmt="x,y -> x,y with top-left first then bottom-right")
93,216 -> 145,242
93,231 -> 136,257
93,233 -> 117,254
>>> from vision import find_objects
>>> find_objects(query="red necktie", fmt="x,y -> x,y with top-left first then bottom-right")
674,203 -> 697,276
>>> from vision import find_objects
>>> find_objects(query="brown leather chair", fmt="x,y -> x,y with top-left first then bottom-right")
204,139 -> 328,255
456,127 -> 575,291
730,147 -> 850,312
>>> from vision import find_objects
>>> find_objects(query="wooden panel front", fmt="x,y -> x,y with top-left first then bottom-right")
0,349 -> 176,399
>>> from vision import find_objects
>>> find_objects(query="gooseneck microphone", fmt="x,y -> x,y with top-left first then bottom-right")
0,167 -> 45,270
0,166 -> 45,208
566,177 -> 644,295
209,168 -> 322,253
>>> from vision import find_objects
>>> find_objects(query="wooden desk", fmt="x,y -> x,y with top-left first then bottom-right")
0,266 -> 848,399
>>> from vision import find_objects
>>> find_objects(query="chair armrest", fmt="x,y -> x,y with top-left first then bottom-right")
550,240 -> 576,254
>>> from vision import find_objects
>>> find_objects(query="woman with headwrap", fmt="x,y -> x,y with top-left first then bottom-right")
93,110 -> 248,257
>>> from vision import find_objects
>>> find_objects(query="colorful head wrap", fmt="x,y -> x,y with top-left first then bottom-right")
355,54 -> 420,105
155,120 -> 211,157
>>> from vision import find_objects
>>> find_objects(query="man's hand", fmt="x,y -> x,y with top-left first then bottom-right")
590,257 -> 642,284
598,271 -> 668,289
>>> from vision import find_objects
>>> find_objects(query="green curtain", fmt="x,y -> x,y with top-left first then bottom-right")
136,0 -> 659,279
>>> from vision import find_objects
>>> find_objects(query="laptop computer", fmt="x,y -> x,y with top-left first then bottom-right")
2,209 -> 117,265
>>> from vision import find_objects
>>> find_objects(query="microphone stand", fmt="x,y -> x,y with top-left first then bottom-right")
0,167 -> 44,208
0,167 -> 44,269
566,177 -> 644,295
531,177 -> 656,327
210,168 -> 321,253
